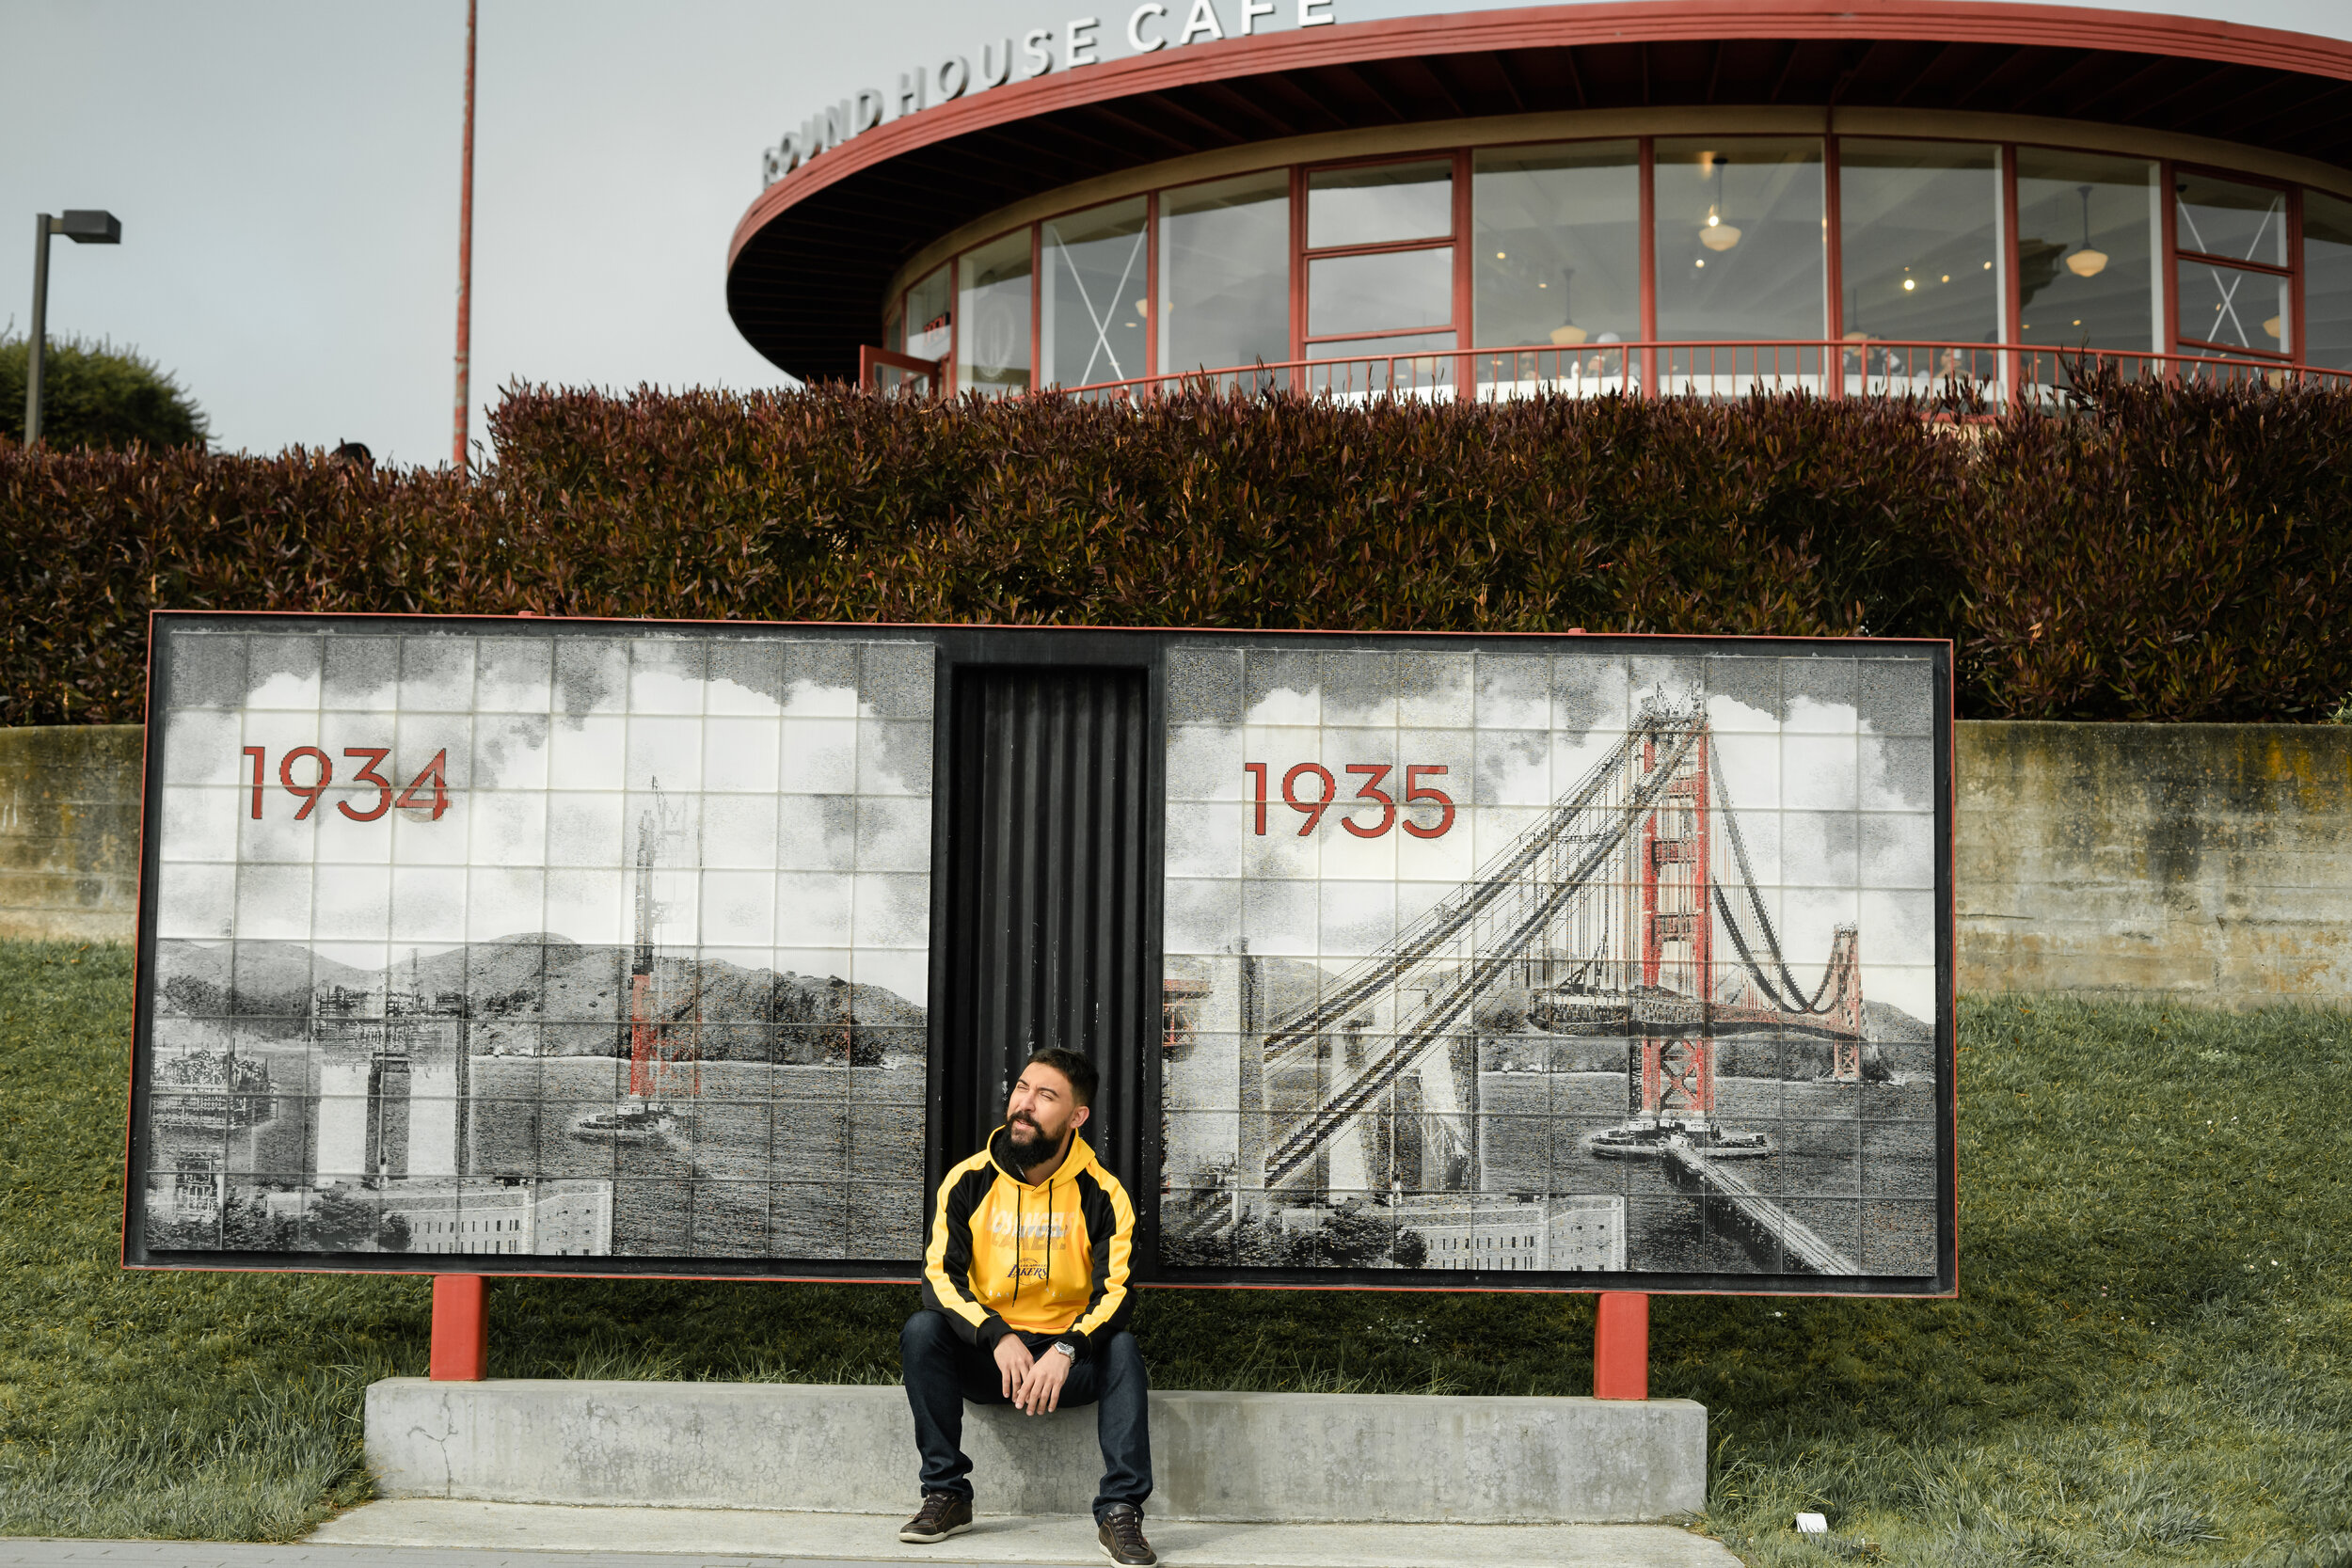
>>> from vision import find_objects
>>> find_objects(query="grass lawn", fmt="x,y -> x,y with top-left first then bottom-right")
3,940 -> 2347,1562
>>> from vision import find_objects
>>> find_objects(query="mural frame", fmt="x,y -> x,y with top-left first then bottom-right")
123,614 -> 1955,1297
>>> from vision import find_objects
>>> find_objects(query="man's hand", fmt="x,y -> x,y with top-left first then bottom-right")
993,1334 -> 1035,1401
1014,1344 -> 1072,1415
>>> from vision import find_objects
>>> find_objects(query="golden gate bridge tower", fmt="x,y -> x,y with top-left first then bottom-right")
577,782 -> 701,1145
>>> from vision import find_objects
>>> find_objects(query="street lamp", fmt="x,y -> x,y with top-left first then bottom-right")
24,209 -> 122,448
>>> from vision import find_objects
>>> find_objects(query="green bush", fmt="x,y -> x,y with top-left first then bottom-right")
3,371 -> 2347,727
0,333 -> 210,452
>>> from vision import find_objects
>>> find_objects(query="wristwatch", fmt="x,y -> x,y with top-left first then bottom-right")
1050,1340 -> 1078,1361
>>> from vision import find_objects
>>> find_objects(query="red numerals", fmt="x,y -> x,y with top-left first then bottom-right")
1283,763 -> 1335,835
237,746 -> 451,824
339,748 -> 393,821
278,746 -> 333,820
393,750 -> 452,822
1342,764 -> 1394,838
242,746 -> 266,820
1244,762 -> 1454,837
1401,765 -> 1455,839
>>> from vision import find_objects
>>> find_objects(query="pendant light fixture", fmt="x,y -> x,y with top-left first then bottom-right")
1701,156 -> 1742,252
1549,267 -> 1589,345
2065,185 -> 2109,278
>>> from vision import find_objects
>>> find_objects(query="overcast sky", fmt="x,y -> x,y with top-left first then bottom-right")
6,0 -> 2344,468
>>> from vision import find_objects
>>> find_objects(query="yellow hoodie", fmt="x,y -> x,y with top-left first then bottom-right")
920,1125 -> 1136,1356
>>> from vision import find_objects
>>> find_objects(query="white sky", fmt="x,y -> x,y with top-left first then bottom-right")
6,0 -> 2345,467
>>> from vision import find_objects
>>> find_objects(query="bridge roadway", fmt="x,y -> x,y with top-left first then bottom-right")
1661,1141 -> 1861,1276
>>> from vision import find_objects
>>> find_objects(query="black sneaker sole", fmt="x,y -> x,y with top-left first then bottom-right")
899,1519 -> 975,1544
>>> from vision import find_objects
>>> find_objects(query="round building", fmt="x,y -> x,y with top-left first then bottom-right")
726,0 -> 2352,399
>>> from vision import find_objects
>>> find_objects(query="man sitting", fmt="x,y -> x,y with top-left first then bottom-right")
898,1047 -> 1156,1566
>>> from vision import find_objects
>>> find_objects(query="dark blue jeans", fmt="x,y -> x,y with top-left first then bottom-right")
899,1309 -> 1152,1521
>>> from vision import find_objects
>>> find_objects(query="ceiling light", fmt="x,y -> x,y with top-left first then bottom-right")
1695,258 -> 1707,267
1902,279 -> 1915,292
1700,159 -> 1741,251
1496,250 -> 1507,260
1941,275 -> 1950,282
2067,185 -> 2109,278
1549,268 -> 1584,344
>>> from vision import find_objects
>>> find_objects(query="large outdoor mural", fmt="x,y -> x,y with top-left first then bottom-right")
128,618 -> 1949,1290
135,621 -> 934,1264
1157,643 -> 1943,1280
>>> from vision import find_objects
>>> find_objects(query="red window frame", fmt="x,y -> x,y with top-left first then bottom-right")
2169,161 -> 2299,362
1293,151 -> 1465,373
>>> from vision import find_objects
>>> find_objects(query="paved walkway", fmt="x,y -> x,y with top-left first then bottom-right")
0,1502 -> 1744,1568
310,1501 -> 1737,1565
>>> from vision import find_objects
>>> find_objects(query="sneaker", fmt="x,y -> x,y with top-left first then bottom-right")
898,1492 -> 975,1544
1097,1502 -> 1157,1565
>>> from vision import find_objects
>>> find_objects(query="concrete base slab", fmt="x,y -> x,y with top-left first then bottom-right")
365,1381 -> 1706,1525
310,1500 -> 1741,1567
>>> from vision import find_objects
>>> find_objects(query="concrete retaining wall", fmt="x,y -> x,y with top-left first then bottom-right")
9,721 -> 2352,1006
1956,721 -> 2352,1006
0,724 -> 143,943
362,1378 -> 1708,1523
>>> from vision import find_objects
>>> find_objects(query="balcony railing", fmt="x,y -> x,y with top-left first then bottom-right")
991,341 -> 2351,408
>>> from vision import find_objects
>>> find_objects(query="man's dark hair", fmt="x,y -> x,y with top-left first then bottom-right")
1024,1047 -> 1098,1108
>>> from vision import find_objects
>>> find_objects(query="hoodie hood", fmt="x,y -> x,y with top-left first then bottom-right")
987,1121 -> 1102,1190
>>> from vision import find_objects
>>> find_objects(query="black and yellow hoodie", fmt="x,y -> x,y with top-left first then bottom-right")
920,1125 -> 1136,1358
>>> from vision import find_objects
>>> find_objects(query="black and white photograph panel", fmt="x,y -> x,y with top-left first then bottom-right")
1159,640 -> 1943,1282
136,620 -> 933,1267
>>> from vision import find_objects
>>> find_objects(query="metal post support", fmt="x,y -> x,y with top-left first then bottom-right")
1594,1291 -> 1649,1400
429,1274 -> 488,1381
25,214 -> 54,446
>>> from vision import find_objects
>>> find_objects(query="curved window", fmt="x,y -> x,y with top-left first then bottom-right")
888,125 -> 2352,397
2014,150 -> 2159,356
906,265 -> 952,363
1309,247 -> 1452,337
1655,139 -> 1825,343
958,232 -> 1032,397
1838,139 -> 2002,380
1308,160 -> 1451,247
2174,171 -> 2290,358
1159,171 -> 1290,379
1472,142 -> 1640,350
1043,198 -> 1149,388
1305,159 -> 1458,393
2307,191 -> 2352,373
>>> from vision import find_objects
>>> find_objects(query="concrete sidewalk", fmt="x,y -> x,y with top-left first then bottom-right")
305,1499 -> 1742,1566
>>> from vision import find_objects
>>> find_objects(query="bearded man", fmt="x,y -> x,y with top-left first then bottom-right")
898,1047 -> 1155,1566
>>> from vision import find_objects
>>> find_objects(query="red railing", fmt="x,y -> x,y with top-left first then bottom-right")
992,340 -> 2351,408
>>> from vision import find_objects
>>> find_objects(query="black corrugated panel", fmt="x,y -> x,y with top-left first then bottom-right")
934,664 -> 1158,1264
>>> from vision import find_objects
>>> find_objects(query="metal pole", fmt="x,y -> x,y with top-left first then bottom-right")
1593,1291 -> 1649,1399
429,1274 -> 488,1380
452,0 -> 476,472
25,214 -> 54,447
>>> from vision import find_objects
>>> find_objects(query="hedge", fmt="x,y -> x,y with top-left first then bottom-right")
2,368 -> 2347,728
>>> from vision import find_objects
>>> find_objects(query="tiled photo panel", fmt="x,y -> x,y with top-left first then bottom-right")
135,620 -> 934,1270
1161,640 -> 1947,1285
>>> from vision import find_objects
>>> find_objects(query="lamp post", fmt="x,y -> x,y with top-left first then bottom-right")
24,209 -> 122,447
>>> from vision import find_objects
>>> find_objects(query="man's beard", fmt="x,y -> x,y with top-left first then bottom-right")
1004,1115 -> 1066,1175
